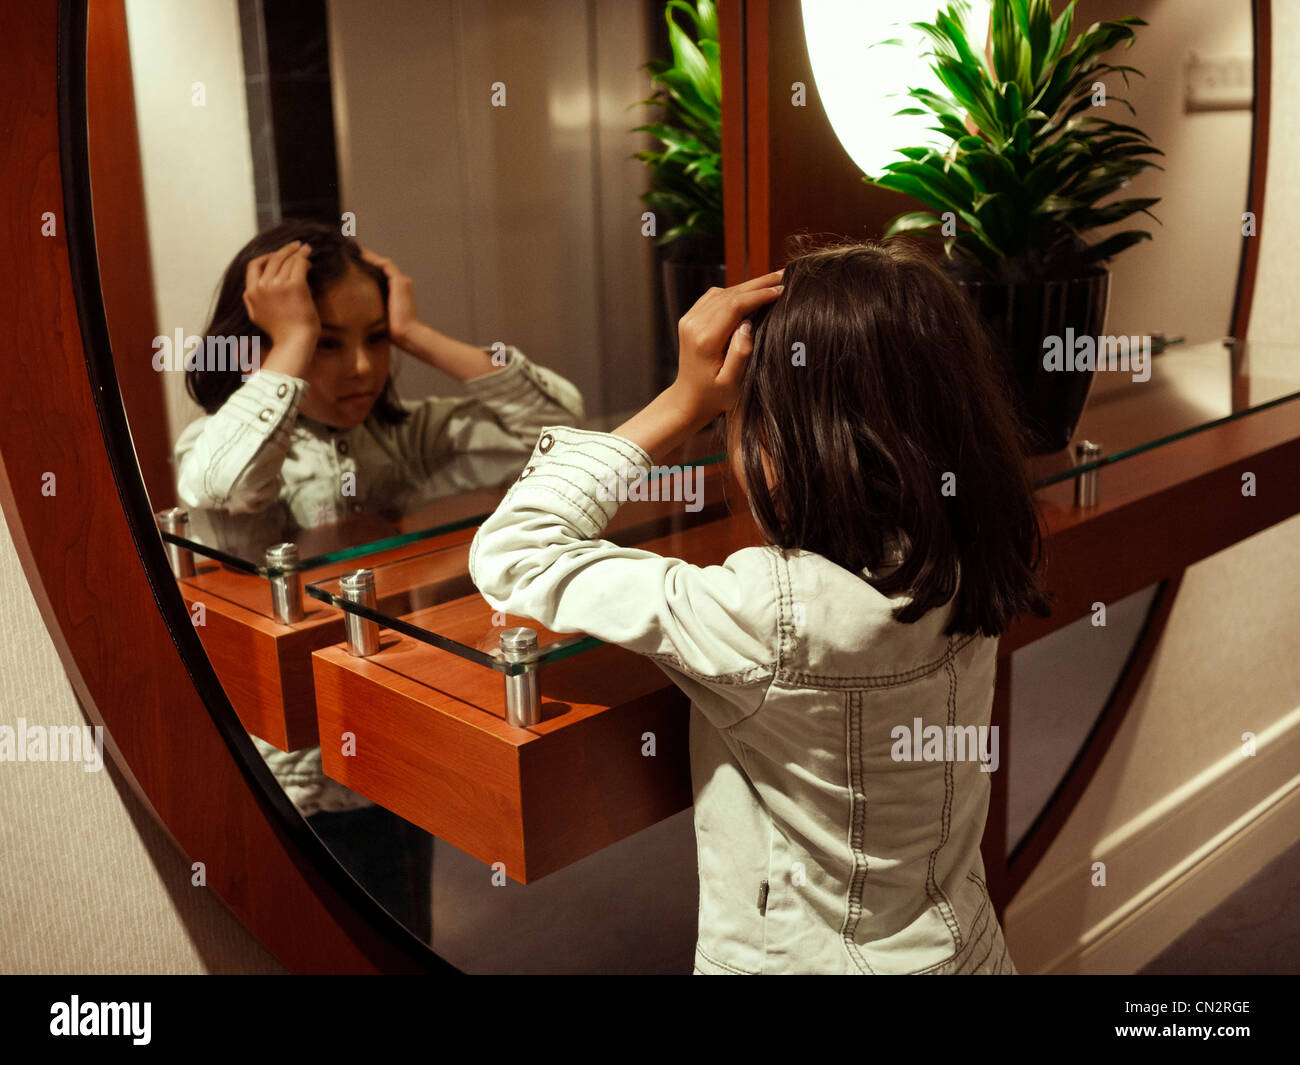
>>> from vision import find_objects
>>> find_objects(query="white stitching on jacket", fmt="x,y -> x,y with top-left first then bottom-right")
772,631 -> 979,690
922,641 -> 963,949
840,689 -> 876,974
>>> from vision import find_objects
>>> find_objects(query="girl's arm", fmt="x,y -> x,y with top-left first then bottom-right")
468,270 -> 786,728
467,424 -> 779,729
387,345 -> 585,483
174,367 -> 310,514
392,319 -> 497,381
609,272 -> 783,461
175,242 -> 321,513
359,250 -> 585,471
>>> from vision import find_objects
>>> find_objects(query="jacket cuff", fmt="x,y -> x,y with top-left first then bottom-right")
221,368 -> 309,441
504,425 -> 655,540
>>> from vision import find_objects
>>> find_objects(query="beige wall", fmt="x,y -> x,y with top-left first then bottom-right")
1005,514 -> 1300,972
0,506 -> 283,973
121,0 -> 259,462
326,0 -> 658,420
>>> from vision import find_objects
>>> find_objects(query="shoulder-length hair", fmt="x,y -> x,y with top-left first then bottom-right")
733,236 -> 1051,638
187,218 -> 409,425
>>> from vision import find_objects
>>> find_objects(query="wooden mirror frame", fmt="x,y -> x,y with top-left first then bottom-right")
0,0 -> 1272,973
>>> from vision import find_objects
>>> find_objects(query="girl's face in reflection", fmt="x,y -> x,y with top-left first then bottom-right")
298,265 -> 391,430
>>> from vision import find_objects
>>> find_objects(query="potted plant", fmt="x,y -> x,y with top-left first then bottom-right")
866,0 -> 1163,453
632,0 -> 725,390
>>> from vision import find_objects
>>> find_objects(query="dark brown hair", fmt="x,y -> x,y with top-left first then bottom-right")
732,237 -> 1051,638
187,218 -> 409,424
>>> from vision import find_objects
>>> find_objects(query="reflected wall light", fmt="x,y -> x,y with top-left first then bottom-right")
801,0 -> 991,179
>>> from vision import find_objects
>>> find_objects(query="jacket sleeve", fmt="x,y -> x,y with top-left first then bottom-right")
174,369 -> 309,514
394,346 -> 586,481
467,425 -> 779,729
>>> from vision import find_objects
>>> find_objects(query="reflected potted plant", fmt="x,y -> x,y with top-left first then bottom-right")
632,0 -> 725,390
867,0 -> 1163,453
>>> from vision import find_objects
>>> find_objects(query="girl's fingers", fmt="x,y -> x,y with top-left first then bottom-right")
245,255 -> 266,291
286,251 -> 310,286
692,278 -> 782,320
267,243 -> 310,284
718,320 -> 755,381
245,245 -> 291,289
726,284 -> 784,313
680,279 -> 781,363
265,242 -> 311,285
693,269 -> 782,308
700,285 -> 782,341
257,246 -> 293,285
729,269 -> 784,293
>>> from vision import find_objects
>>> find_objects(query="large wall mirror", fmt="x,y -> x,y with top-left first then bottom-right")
73,0 -> 1265,971
85,0 -> 715,973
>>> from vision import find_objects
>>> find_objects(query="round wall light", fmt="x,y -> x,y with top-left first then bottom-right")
800,0 -> 991,179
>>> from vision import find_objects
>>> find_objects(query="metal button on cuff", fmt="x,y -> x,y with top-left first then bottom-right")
538,433 -> 554,453
276,383 -> 288,398
519,466 -> 534,479
258,409 -> 272,422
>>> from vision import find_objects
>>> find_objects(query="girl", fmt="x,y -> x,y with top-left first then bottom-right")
468,238 -> 1050,974
176,219 -> 585,527
175,219 -> 586,943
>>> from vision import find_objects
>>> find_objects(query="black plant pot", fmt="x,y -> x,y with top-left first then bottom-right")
954,270 -> 1111,455
660,259 -> 727,392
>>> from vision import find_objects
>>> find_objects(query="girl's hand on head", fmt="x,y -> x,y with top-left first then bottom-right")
670,270 -> 784,423
243,240 -> 320,346
359,248 -> 421,348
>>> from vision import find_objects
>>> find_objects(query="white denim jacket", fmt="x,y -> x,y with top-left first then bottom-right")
173,346 -> 585,817
468,425 -> 1017,975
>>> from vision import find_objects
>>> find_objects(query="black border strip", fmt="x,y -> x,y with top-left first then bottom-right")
56,0 -> 455,974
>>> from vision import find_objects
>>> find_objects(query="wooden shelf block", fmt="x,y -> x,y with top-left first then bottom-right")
312,634 -> 693,883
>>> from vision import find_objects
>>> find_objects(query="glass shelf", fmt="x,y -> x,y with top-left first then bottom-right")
307,542 -> 596,674
169,336 -> 1300,589
155,414 -> 728,578
305,335 -> 1300,676
1027,337 -> 1300,486
305,468 -> 754,673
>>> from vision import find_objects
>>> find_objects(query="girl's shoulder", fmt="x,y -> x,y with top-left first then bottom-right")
767,547 -> 972,682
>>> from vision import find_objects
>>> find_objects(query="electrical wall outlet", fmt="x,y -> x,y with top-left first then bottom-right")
1184,53 -> 1253,112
